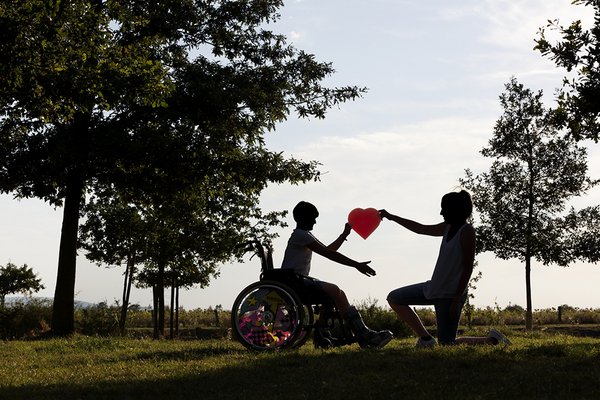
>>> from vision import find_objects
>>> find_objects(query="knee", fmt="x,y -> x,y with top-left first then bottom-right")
322,283 -> 342,297
387,296 -> 398,311
388,300 -> 409,313
331,285 -> 346,299
386,293 -> 396,307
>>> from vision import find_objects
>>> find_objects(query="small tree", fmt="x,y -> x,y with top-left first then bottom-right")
0,262 -> 45,307
461,77 -> 599,330
79,190 -> 149,336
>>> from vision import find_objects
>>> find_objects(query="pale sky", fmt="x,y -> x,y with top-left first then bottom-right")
2,0 -> 600,311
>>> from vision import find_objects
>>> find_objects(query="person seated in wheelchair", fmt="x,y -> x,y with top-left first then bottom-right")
280,201 -> 393,349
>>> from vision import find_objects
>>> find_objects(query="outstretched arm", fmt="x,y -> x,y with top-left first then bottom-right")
379,209 -> 446,237
327,223 -> 352,251
307,239 -> 375,277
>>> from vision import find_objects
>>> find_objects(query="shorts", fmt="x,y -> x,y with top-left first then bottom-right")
261,269 -> 332,305
387,282 -> 467,345
299,276 -> 336,306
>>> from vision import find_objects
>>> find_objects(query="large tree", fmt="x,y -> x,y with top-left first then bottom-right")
535,0 -> 600,141
461,77 -> 599,330
0,1 -> 364,335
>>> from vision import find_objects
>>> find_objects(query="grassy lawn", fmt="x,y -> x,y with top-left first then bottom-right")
2,327 -> 599,400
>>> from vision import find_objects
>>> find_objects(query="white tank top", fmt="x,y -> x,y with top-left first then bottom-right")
424,224 -> 469,299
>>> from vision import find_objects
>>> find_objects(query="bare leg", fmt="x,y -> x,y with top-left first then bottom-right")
319,282 -> 351,314
455,329 -> 510,345
389,302 -> 430,337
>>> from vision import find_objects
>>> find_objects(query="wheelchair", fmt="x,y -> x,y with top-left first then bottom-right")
231,240 -> 357,351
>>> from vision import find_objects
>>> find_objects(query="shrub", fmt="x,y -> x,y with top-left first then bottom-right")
0,298 -> 52,339
75,302 -> 119,336
3,297 -> 600,340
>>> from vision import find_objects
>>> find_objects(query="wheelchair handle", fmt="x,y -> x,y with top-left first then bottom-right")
237,239 -> 274,272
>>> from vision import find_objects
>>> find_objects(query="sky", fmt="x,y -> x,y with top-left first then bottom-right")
2,0 -> 600,311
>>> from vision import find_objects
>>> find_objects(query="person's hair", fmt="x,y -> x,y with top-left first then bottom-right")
441,190 -> 473,221
292,201 -> 319,223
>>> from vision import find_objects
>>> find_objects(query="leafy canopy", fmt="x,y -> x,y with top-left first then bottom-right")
0,0 -> 365,334
535,0 -> 600,141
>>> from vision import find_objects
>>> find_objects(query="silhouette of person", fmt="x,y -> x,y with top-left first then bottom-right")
281,201 -> 393,348
380,190 -> 510,347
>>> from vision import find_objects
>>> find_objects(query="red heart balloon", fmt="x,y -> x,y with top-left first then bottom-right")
348,208 -> 381,239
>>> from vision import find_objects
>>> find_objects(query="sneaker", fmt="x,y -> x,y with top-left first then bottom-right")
359,330 -> 394,349
415,336 -> 437,348
488,329 -> 511,346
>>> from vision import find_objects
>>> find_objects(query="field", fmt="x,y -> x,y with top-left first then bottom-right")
2,327 -> 600,400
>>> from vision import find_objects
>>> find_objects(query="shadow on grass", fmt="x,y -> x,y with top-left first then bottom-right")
3,343 -> 600,400
131,344 -> 243,362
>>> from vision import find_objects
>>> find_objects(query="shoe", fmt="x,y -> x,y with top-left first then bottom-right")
360,330 -> 393,349
488,329 -> 511,345
415,336 -> 437,348
343,306 -> 393,349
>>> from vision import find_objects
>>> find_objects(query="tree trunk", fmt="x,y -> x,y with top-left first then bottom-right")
525,257 -> 533,330
119,255 -> 135,336
169,275 -> 175,339
152,285 -> 159,339
175,285 -> 179,337
51,175 -> 84,336
152,263 -> 166,339
157,263 -> 165,338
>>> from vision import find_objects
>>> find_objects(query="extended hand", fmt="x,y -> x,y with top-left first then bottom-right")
343,222 -> 352,236
379,209 -> 390,220
355,261 -> 376,277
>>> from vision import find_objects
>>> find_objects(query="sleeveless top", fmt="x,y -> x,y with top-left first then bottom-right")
424,224 -> 470,299
280,229 -> 316,276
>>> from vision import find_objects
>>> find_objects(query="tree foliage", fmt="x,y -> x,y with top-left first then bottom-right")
535,0 -> 600,141
0,263 -> 45,307
0,0 -> 365,335
461,77 -> 599,329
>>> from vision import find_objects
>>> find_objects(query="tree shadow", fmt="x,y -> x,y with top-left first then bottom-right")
3,344 -> 600,400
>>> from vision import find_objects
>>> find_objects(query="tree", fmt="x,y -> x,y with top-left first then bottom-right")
535,0 -> 600,141
79,190 -> 148,336
0,262 -> 45,307
0,1 -> 364,335
81,180 -> 287,338
461,77 -> 599,330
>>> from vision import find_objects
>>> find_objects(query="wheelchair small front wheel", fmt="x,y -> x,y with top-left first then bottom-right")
231,280 -> 307,350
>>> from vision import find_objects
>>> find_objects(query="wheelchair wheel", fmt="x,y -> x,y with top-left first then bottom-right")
231,280 -> 309,350
289,304 -> 314,349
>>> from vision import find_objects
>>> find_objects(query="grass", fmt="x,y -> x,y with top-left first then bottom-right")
2,328 -> 600,400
